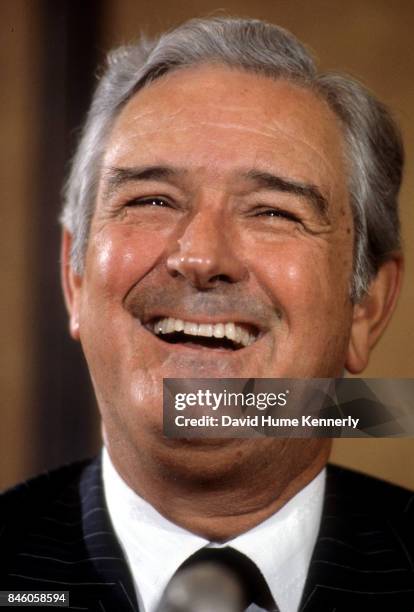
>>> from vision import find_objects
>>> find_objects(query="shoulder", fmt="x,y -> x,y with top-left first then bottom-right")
326,463 -> 414,515
302,466 -> 414,609
0,459 -> 94,512
0,459 -> 97,552
323,463 -> 414,561
0,458 -> 137,606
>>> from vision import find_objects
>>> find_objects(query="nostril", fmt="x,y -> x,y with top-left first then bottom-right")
210,274 -> 234,284
168,268 -> 180,278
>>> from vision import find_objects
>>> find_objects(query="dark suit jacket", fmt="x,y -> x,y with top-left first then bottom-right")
1,458 -> 413,611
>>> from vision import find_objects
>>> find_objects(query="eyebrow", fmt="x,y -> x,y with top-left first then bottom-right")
244,170 -> 329,219
102,164 -> 329,219
101,165 -> 185,201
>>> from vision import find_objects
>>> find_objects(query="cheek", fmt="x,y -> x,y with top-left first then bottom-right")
246,239 -> 334,312
78,226 -> 169,395
84,225 -> 168,296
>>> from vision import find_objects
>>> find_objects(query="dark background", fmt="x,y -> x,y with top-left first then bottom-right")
1,0 -> 413,491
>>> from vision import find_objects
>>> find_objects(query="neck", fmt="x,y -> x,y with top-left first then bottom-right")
106,434 -> 331,541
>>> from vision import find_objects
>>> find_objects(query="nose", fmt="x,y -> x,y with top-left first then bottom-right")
166,211 -> 247,288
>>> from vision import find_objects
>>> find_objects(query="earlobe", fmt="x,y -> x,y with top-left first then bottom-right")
61,230 -> 83,341
345,304 -> 370,374
346,256 -> 403,374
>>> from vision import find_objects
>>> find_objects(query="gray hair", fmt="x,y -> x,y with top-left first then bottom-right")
61,17 -> 403,301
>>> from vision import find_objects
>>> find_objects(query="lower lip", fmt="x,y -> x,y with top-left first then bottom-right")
154,335 -> 244,353
144,326 -> 258,354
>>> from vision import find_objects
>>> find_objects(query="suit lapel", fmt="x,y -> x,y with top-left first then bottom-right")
300,465 -> 414,611
79,458 -> 138,611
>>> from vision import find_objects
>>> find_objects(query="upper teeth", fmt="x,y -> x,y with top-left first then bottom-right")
150,317 -> 256,347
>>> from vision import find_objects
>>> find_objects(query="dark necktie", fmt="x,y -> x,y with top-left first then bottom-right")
155,546 -> 278,611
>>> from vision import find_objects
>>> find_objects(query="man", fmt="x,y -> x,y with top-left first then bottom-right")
1,16 -> 413,612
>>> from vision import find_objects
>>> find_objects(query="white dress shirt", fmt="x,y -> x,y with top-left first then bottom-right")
102,448 -> 325,612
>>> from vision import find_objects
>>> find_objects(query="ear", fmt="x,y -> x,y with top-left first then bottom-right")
346,255 -> 403,374
61,229 -> 83,341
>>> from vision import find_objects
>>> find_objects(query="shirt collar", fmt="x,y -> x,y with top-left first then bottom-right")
102,448 -> 325,612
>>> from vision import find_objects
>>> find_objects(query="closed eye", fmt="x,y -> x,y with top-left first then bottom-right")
126,197 -> 172,208
255,208 -> 301,223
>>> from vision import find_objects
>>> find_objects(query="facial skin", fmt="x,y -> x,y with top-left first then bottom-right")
62,65 -> 402,539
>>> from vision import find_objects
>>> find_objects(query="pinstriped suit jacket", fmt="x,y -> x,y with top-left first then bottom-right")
1,458 -> 413,611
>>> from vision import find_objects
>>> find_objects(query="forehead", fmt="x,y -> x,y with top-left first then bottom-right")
102,64 -> 348,200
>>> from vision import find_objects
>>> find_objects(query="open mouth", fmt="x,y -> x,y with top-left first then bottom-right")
146,317 -> 259,351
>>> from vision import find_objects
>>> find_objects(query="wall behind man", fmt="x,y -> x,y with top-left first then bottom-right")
1,0 -> 413,491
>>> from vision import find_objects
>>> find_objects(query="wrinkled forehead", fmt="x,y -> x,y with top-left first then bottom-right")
102,64 -> 349,202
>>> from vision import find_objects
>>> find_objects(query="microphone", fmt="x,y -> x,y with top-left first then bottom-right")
155,559 -> 246,612
155,547 -> 276,612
